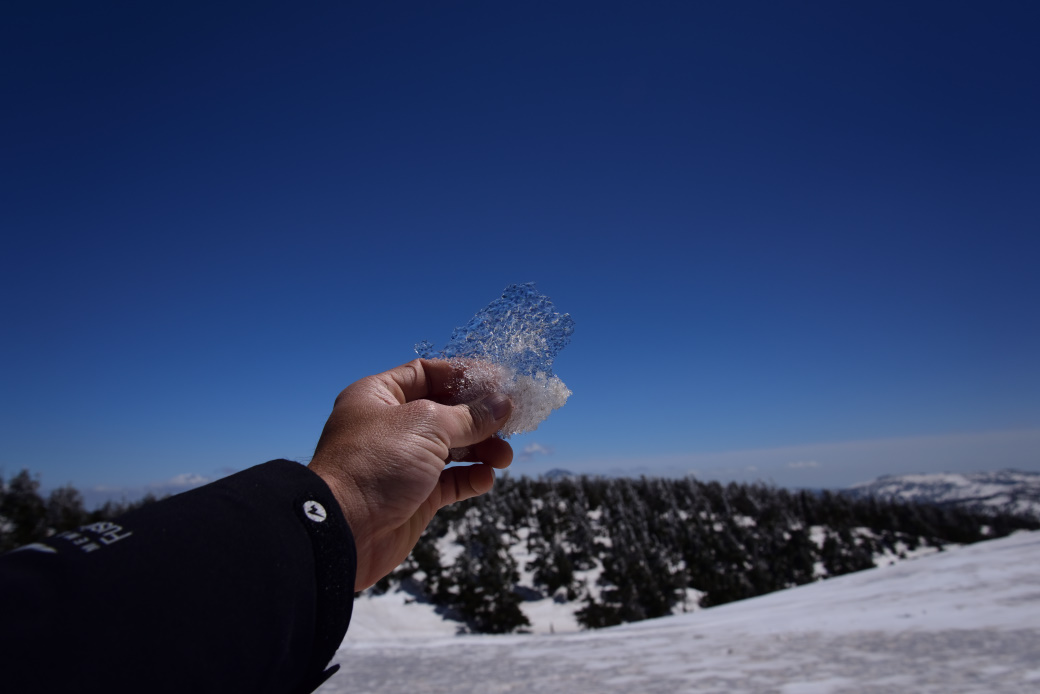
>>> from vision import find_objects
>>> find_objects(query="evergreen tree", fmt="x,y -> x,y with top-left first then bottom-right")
442,510 -> 530,634
46,485 -> 88,533
0,470 -> 48,551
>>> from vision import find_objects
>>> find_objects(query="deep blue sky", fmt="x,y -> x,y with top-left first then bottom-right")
2,1 -> 1037,502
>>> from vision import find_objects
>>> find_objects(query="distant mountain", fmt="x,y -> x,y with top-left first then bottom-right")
846,469 -> 1040,519
541,468 -> 576,480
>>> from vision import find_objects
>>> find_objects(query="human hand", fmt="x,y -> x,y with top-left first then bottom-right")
308,358 -> 513,591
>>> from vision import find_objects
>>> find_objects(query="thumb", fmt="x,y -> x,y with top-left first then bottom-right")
443,392 -> 512,449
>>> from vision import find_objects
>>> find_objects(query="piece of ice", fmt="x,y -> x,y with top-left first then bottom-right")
416,283 -> 573,437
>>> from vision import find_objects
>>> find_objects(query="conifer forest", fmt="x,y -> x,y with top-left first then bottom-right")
2,470 -> 1036,635
370,474 -> 1038,633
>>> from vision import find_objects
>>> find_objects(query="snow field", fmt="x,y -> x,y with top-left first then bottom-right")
324,530 -> 1040,693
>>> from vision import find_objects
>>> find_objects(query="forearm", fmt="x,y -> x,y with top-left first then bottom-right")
0,460 -> 356,694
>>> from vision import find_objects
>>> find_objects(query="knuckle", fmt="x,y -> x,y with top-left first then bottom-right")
410,398 -> 440,420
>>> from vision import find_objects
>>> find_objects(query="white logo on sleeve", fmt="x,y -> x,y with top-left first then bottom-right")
10,543 -> 58,554
303,501 -> 327,523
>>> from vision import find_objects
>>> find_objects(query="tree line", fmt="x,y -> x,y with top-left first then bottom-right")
374,474 -> 1039,633
3,469 -> 1037,634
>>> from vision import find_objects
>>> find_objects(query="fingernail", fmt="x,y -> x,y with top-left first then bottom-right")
484,393 -> 511,420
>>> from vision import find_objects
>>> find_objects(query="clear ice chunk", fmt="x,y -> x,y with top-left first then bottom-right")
416,283 -> 574,437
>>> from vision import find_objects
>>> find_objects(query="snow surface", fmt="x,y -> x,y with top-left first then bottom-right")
321,531 -> 1040,693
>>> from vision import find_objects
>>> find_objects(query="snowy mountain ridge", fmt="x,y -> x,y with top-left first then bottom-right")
846,469 -> 1040,518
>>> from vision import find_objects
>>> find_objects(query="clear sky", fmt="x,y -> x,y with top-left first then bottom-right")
2,2 -> 1037,503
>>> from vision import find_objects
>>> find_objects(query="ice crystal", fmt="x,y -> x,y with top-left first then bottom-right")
416,283 -> 573,437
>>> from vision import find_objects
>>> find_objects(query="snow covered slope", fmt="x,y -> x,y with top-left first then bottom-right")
321,530 -> 1040,693
847,469 -> 1040,518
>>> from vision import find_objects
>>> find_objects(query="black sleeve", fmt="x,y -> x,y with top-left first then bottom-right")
0,459 -> 356,694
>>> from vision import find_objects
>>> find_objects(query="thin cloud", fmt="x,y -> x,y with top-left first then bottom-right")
85,472 -> 217,509
158,473 -> 209,488
520,442 -> 554,461
787,460 -> 821,469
